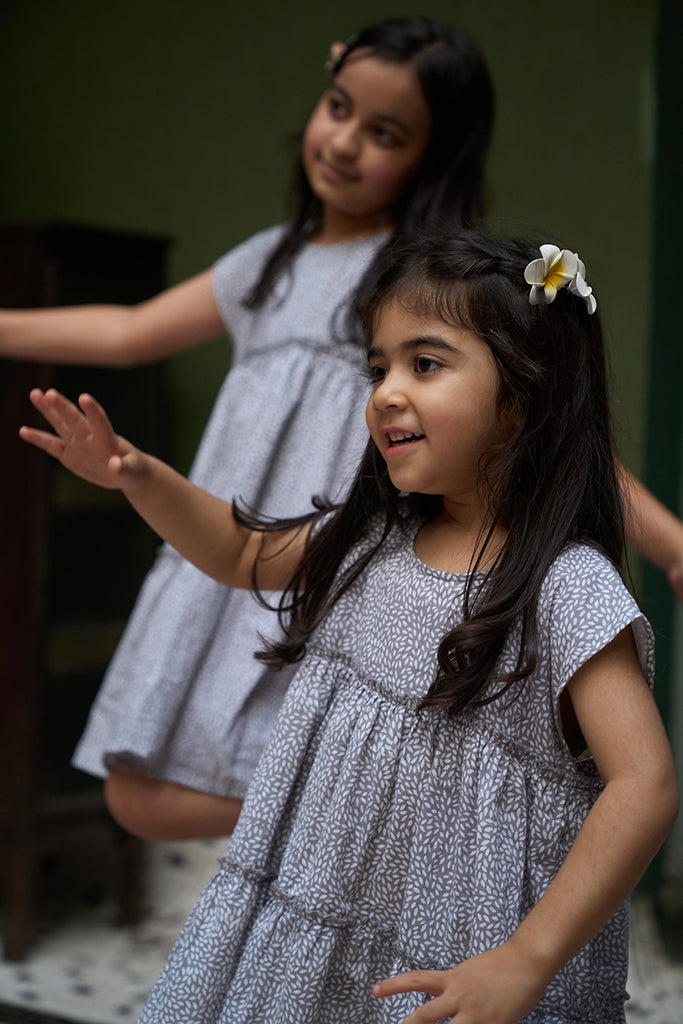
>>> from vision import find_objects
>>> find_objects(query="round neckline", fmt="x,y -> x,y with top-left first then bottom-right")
406,521 -> 490,582
306,229 -> 391,250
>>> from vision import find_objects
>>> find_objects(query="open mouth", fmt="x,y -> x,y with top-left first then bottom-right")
387,431 -> 425,448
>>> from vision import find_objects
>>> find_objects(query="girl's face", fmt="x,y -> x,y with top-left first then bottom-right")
366,298 -> 507,519
302,54 -> 431,239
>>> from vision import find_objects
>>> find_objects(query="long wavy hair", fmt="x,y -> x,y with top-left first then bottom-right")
238,232 -> 625,716
244,16 -> 494,310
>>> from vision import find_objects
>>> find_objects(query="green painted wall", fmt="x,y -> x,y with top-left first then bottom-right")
644,0 -> 683,886
0,0 -> 655,475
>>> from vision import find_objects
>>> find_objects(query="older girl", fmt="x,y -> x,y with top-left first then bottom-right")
1,17 -> 495,837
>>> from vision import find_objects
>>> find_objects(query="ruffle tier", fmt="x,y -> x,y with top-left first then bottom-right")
139,651 -> 627,1023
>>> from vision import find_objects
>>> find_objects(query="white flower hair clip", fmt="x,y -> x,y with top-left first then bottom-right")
324,40 -> 348,73
524,244 -> 597,314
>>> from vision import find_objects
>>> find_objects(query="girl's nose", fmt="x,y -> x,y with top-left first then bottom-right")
330,121 -> 361,160
371,374 -> 407,411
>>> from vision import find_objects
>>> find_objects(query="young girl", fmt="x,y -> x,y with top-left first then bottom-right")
0,17 -> 497,839
20,231 -> 679,1023
4,17 -> 682,846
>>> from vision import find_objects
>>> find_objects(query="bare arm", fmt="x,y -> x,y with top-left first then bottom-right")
0,270 -> 225,367
374,628 -> 679,1024
502,627 -> 677,983
620,464 -> 683,600
19,388 -> 309,590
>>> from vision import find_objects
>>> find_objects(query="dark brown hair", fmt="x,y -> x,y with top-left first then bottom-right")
238,232 -> 624,715
244,17 -> 494,310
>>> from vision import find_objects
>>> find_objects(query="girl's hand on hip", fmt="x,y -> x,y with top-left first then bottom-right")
20,388 -> 148,490
372,942 -> 548,1024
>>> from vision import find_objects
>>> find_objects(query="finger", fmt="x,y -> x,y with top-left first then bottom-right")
28,387 -> 48,409
78,393 -> 116,441
109,449 -> 147,481
373,970 -> 446,999
111,452 -> 141,476
397,994 -> 456,1024
45,388 -> 93,439
19,425 -> 67,459
28,388 -> 67,434
29,388 -> 86,440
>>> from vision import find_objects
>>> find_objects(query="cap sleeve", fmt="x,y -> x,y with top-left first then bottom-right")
542,545 -> 655,707
211,224 -> 286,335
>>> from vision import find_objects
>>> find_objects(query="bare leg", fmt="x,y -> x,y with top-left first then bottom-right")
104,765 -> 243,840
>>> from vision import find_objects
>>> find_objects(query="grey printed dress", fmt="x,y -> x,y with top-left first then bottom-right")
138,520 -> 653,1024
72,226 -> 385,797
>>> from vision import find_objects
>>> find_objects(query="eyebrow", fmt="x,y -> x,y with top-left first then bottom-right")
330,83 -> 412,135
367,335 -> 458,361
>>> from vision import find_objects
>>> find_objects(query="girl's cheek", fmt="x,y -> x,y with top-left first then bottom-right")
365,397 -> 383,445
302,108 -> 326,155
371,155 -> 420,198
365,395 -> 375,431
302,123 -> 317,157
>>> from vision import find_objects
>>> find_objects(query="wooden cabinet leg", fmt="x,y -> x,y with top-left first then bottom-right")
2,842 -> 34,961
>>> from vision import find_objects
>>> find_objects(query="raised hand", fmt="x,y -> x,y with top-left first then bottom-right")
19,388 -> 148,490
19,387 -> 293,592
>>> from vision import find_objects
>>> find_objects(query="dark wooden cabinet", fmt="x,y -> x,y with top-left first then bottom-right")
0,223 -> 170,959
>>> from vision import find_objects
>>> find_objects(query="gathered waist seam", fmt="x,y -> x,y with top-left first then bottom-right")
305,644 -> 601,792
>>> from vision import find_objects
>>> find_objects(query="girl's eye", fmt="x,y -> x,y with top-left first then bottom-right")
328,95 -> 348,119
373,125 -> 399,147
366,365 -> 386,384
415,355 -> 440,374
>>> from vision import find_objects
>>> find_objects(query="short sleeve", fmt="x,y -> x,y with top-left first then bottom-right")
542,545 -> 654,706
211,224 -> 286,335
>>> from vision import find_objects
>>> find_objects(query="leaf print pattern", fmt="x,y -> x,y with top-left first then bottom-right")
139,521 -> 653,1024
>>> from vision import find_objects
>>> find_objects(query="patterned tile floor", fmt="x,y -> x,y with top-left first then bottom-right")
0,826 -> 682,1024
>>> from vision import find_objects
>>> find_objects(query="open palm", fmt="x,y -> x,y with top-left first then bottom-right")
20,388 -> 144,490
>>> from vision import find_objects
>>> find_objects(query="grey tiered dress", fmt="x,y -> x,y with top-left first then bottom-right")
138,521 -> 653,1024
72,226 -> 384,797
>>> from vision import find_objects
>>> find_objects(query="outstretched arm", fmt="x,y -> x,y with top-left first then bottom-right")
620,464 -> 683,601
373,628 -> 678,1024
0,270 -> 224,367
20,388 -> 308,590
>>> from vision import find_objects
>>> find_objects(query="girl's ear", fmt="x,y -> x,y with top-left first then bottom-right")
496,392 -> 523,441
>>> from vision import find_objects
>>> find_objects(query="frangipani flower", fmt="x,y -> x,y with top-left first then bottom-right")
568,259 -> 598,314
524,245 -> 598,314
324,41 -> 347,72
524,245 -> 579,305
